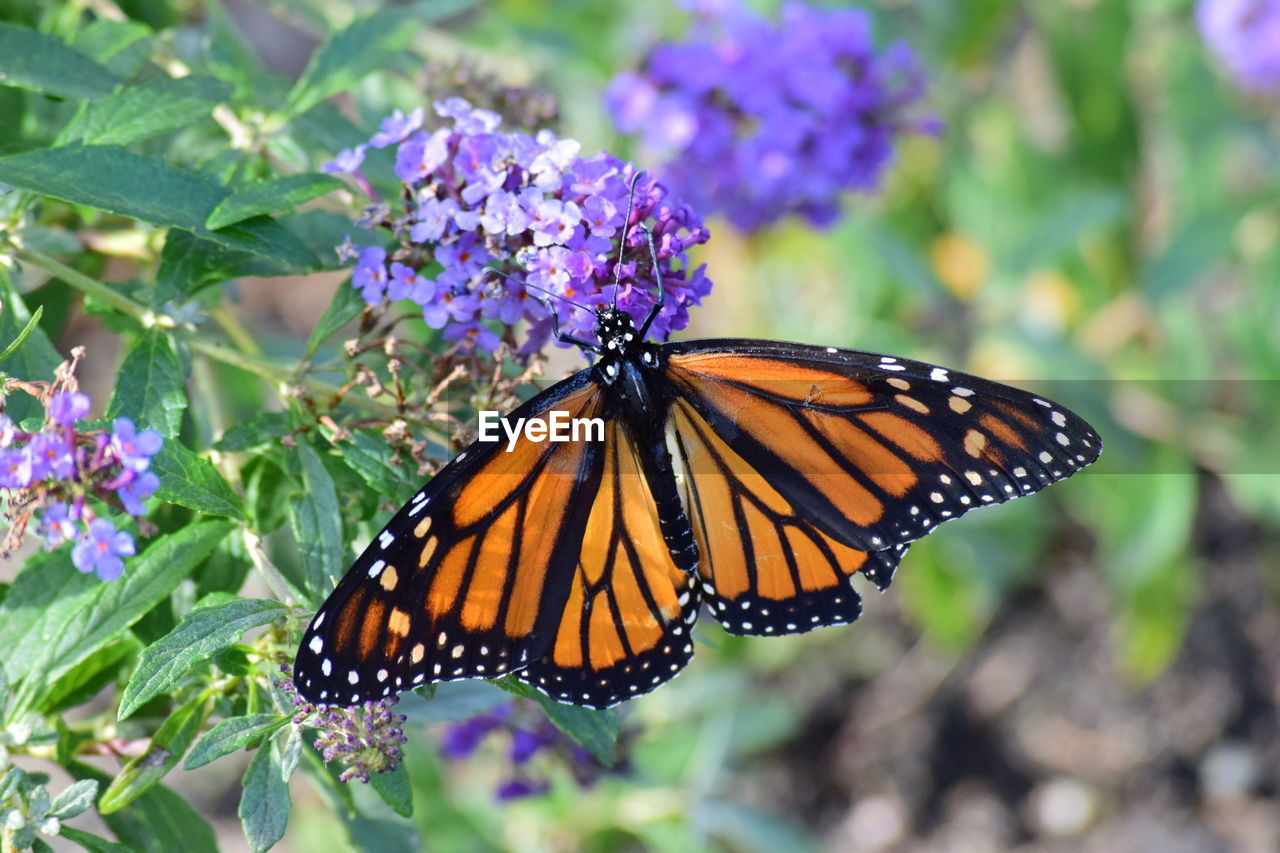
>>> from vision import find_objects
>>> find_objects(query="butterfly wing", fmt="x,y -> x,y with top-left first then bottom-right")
663,340 -> 1101,558
667,396 -> 906,636
293,372 -> 606,705
515,418 -> 701,708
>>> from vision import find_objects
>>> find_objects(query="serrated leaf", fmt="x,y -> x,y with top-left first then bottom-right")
0,144 -> 222,230
57,826 -> 134,853
305,277 -> 366,358
498,678 -> 619,765
212,411 -> 292,452
120,598 -> 287,719
0,22 -> 119,99
369,763 -> 413,818
60,76 -> 233,146
70,762 -> 217,853
185,714 -> 290,770
0,145 -> 317,271
48,780 -> 98,819
239,741 -> 291,853
333,430 -> 417,502
154,230 -> 289,304
7,522 -> 235,717
149,441 -> 246,520
100,696 -> 210,813
288,442 -> 346,601
0,549 -> 96,690
105,330 -> 186,438
282,7 -> 417,119
206,173 -> 343,230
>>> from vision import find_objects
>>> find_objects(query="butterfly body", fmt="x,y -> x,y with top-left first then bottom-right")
294,306 -> 1100,709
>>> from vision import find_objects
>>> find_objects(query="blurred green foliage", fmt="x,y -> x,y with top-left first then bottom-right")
0,0 -> 1276,850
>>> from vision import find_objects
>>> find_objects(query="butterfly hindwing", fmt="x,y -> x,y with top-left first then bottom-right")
517,420 -> 701,708
293,375 -> 605,705
663,340 -> 1101,554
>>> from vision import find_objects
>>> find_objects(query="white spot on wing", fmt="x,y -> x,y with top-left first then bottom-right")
309,636 -> 323,654
930,367 -> 949,382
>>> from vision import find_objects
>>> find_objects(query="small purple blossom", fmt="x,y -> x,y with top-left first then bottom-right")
495,778 -> 552,801
28,432 -> 75,481
37,502 -> 79,548
71,517 -> 135,581
1198,0 -> 1280,92
48,392 -> 91,426
312,696 -> 408,784
0,447 -> 32,488
339,96 -> 713,355
117,471 -> 159,517
322,144 -> 368,175
109,419 -> 163,472
607,0 -> 935,232
369,107 -> 424,148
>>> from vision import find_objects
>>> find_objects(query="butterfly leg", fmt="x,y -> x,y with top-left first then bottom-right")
534,294 -> 604,353
636,224 -> 665,340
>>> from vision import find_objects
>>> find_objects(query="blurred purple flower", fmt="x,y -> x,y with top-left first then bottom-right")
71,517 -> 135,581
322,144 -> 368,175
48,392 -> 90,426
607,0 -> 936,232
28,432 -> 75,480
0,447 -> 33,488
353,247 -> 390,303
1197,0 -> 1280,92
37,502 -> 79,548
117,471 -> 159,517
109,419 -> 162,472
495,778 -> 552,801
369,107 -> 424,148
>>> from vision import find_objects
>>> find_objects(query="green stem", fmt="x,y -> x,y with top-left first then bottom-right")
15,246 -> 419,425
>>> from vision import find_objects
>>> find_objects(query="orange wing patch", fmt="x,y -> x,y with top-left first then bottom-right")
669,400 -> 897,636
518,421 -> 699,709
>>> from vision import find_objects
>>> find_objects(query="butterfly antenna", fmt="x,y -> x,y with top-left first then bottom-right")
484,266 -> 594,313
612,170 -> 645,311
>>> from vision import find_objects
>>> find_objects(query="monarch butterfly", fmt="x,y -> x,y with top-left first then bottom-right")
293,230 -> 1101,710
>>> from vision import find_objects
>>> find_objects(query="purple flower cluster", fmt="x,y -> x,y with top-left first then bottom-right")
440,702 -> 606,800
607,0 -> 936,232
278,666 -> 407,784
1,390 -> 161,581
324,98 -> 712,355
1197,0 -> 1280,92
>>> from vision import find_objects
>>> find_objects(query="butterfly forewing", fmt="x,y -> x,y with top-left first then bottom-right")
293,378 -> 605,705
663,341 -> 1101,554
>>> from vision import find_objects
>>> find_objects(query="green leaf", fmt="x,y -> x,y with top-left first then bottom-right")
120,598 -> 286,719
332,430 -> 417,503
70,762 -> 217,853
206,173 -> 343,230
239,741 -> 291,853
49,779 -> 99,819
0,305 -> 42,360
105,330 -> 186,438
498,678 -> 619,765
149,441 -> 246,520
154,230 -> 289,303
99,696 -> 210,813
369,763 -> 413,818
58,826 -> 134,853
185,714 -> 290,770
282,6 -> 417,118
42,635 -> 141,714
0,549 -> 96,690
0,144 -> 222,231
60,76 -> 233,146
8,522 -> 235,716
212,411 -> 292,452
0,22 -> 120,99
0,145 -> 317,271
288,441 -> 346,600
71,18 -> 152,75
304,277 -> 365,358
0,269 -> 63,423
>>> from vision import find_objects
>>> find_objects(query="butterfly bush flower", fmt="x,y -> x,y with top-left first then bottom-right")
327,97 -> 712,355
1197,0 -> 1280,92
0,355 -> 165,579
440,702 -> 609,800
278,667 -> 407,783
607,0 -> 937,232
